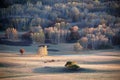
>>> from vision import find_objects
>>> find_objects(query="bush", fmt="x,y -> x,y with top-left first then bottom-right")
65,61 -> 80,70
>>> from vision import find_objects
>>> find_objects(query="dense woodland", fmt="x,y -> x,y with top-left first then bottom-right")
0,0 -> 120,49
0,0 -> 120,30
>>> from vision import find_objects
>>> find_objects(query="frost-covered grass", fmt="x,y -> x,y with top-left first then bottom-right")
0,48 -> 120,80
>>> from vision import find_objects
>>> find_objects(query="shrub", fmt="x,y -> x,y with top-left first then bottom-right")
65,61 -> 80,70
19,48 -> 25,55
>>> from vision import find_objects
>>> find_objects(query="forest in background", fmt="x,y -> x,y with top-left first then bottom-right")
0,0 -> 120,49
0,0 -> 120,31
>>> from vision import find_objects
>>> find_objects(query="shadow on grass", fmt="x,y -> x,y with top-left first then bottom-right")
33,67 -> 119,74
0,62 -> 19,67
81,60 -> 120,64
48,49 -> 59,52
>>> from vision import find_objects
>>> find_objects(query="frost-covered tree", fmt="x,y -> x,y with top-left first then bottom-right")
5,27 -> 18,40
74,42 -> 83,51
79,37 -> 88,49
70,7 -> 80,22
30,26 -> 45,43
36,1 -> 42,8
